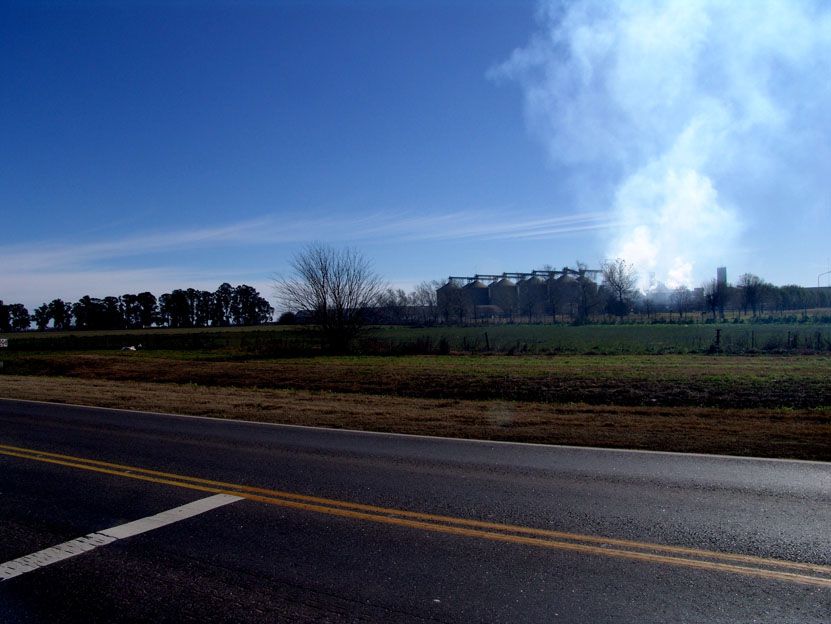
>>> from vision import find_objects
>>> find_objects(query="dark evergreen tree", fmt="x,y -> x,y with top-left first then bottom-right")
32,304 -> 51,330
0,301 -> 9,332
72,296 -> 105,329
194,290 -> 214,327
102,296 -> 124,329
9,304 -> 30,331
136,292 -> 158,327
121,294 -> 142,329
48,299 -> 72,330
231,284 -> 274,325
159,289 -> 191,328
212,282 -> 233,326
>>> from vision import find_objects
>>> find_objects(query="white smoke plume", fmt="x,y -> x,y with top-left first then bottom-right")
492,0 -> 831,289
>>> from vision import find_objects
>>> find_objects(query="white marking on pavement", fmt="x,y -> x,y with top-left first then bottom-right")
0,493 -> 241,581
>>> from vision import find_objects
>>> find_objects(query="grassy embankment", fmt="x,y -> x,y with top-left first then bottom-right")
2,339 -> 830,460
4,321 -> 831,354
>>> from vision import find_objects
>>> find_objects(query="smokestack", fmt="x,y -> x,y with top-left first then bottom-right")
717,267 -> 727,287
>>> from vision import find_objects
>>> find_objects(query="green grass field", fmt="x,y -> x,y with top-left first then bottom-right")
5,351 -> 831,409
368,323 -> 831,354
3,325 -> 830,459
3,321 -> 831,355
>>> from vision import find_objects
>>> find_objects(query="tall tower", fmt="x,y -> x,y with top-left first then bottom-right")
717,267 -> 727,287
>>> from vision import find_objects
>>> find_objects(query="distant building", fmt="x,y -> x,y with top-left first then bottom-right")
436,267 -> 600,322
488,277 -> 518,316
717,267 -> 727,287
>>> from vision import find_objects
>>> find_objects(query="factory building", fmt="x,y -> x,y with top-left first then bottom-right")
437,267 -> 600,322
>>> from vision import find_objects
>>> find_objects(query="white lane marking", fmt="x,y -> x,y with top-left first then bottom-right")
0,493 -> 241,581
97,493 -> 241,539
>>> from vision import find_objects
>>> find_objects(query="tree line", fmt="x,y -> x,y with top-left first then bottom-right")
5,249 -> 829,334
582,261 -> 831,321
689,275 -> 831,320
600,267 -> 831,321
0,283 -> 273,332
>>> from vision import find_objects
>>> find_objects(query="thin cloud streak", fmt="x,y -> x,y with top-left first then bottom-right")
399,211 -> 617,241
1,218 -> 274,272
1,210 -> 617,273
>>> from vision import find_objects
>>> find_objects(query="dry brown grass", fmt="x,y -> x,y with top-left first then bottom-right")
2,375 -> 829,461
7,352 -> 831,408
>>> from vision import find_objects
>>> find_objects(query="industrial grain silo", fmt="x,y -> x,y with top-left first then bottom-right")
489,277 -> 518,316
462,280 -> 489,319
518,275 -> 547,320
548,273 -> 576,321
437,279 -> 463,322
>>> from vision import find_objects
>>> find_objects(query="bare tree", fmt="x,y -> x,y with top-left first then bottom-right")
411,280 -> 440,324
574,262 -> 601,322
737,273 -> 767,316
758,281 -> 777,315
671,286 -> 693,319
601,258 -> 638,317
377,288 -> 409,324
274,243 -> 385,351
702,278 -> 727,319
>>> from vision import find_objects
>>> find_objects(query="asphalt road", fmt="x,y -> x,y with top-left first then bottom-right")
0,398 -> 829,623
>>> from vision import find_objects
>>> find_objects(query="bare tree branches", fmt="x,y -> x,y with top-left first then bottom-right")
274,243 -> 385,351
703,278 -> 727,319
671,286 -> 693,319
601,258 -> 638,316
737,273 -> 770,316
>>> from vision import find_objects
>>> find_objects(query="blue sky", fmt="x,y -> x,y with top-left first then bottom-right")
3,0 -> 831,311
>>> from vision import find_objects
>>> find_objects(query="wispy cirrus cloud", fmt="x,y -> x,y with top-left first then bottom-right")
1,218 -> 273,272
1,208 -> 617,309
397,211 -> 616,241
2,209 -> 616,273
337,209 -> 616,242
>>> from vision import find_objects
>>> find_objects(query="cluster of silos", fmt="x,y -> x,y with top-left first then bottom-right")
436,270 -> 593,321
436,276 -> 520,321
438,278 -> 512,321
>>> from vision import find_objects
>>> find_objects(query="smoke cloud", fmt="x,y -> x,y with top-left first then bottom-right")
492,0 -> 831,288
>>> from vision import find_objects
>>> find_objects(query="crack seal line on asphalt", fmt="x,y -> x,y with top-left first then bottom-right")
2,442 -> 830,588
0,493 -> 242,581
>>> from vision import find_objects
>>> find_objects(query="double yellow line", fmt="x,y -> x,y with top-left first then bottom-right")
2,442 -> 830,588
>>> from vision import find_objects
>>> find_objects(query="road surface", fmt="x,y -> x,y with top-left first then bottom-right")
0,398 -> 829,622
